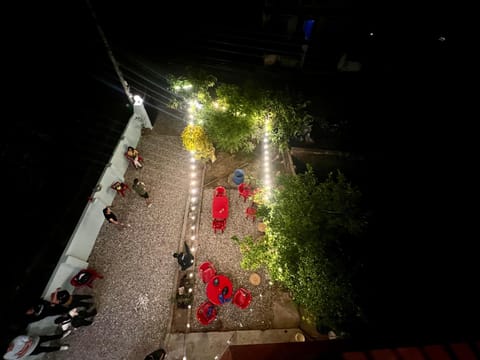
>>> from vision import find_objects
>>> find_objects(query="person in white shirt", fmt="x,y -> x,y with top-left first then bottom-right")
3,330 -> 71,359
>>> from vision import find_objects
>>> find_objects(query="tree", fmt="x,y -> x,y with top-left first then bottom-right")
167,70 -> 313,153
236,166 -> 367,332
181,124 -> 216,162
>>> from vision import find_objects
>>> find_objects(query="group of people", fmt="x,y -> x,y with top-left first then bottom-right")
103,147 -> 153,228
3,288 -> 97,359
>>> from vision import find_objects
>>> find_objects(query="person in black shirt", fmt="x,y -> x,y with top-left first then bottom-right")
23,299 -> 69,325
173,242 -> 194,271
102,206 -> 129,227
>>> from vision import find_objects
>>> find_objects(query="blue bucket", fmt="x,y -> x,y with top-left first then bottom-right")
232,169 -> 245,185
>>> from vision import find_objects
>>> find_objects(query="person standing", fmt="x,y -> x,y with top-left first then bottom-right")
102,206 -> 130,227
132,178 -> 152,207
3,331 -> 71,359
54,307 -> 97,331
50,288 -> 94,311
23,299 -> 69,325
173,242 -> 194,271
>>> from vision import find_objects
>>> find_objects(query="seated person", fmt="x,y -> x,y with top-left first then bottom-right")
126,146 -> 143,169
111,181 -> 129,197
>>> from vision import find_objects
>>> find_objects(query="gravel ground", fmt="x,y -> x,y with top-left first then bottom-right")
41,115 -> 290,360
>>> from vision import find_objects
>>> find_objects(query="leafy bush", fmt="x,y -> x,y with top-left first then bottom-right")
235,165 -> 367,332
181,124 -> 216,162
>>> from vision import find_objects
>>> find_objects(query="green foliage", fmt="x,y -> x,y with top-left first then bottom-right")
260,91 -> 313,149
166,69 -> 313,154
181,124 -> 216,162
236,165 -> 366,332
233,235 -> 270,271
201,83 -> 263,153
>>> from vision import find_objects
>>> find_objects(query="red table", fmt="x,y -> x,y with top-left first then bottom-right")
206,275 -> 233,305
212,196 -> 229,219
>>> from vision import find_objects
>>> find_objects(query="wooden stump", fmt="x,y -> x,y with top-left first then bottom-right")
249,273 -> 261,286
257,223 -> 266,233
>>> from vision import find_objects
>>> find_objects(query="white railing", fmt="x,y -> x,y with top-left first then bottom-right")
41,105 -> 152,300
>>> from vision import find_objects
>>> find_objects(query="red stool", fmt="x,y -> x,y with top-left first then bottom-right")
199,261 -> 217,283
238,183 -> 252,202
212,219 -> 226,234
214,186 -> 226,197
196,301 -> 217,325
232,288 -> 252,309
70,268 -> 104,288
246,206 -> 257,222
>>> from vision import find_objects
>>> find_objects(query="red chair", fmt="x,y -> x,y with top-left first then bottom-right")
125,151 -> 144,169
246,206 -> 257,222
232,288 -> 252,309
238,183 -> 252,202
70,268 -> 103,288
214,186 -> 226,197
212,219 -> 226,234
111,181 -> 130,197
199,261 -> 217,283
196,301 -> 217,325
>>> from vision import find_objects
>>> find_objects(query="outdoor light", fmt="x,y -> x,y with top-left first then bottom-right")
133,95 -> 143,105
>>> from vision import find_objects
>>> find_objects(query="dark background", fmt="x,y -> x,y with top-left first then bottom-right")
2,0 -> 475,352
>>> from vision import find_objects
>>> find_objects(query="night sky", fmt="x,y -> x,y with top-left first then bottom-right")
2,0 -> 475,350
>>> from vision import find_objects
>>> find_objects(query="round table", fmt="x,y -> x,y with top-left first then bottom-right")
206,275 -> 233,305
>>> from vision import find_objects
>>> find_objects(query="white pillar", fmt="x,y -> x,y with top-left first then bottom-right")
133,95 -> 153,129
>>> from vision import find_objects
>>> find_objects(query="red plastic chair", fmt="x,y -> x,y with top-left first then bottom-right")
125,151 -> 144,169
196,301 -> 217,325
111,181 -> 130,197
238,183 -> 252,202
246,206 -> 257,222
212,219 -> 226,233
199,261 -> 217,283
70,268 -> 104,288
232,288 -> 252,309
214,186 -> 226,197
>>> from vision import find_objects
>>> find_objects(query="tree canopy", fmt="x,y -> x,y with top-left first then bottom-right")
167,71 -> 313,153
237,166 -> 367,332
